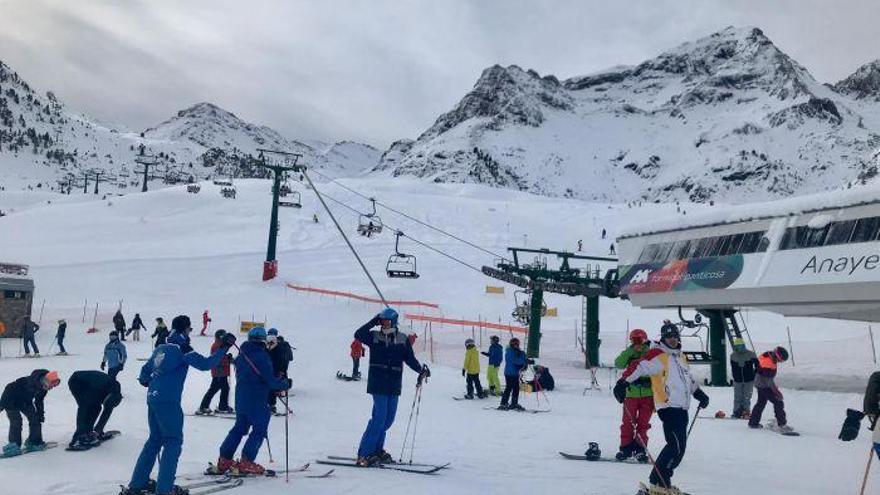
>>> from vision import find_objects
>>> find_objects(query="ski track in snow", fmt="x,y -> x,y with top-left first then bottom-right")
0,179 -> 873,494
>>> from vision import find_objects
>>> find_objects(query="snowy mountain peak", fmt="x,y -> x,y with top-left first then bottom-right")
419,64 -> 572,140
835,60 -> 880,100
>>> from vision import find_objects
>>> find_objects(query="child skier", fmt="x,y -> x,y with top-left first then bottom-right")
152,318 -> 169,348
730,338 -> 758,419
128,313 -> 144,342
481,335 -> 503,396
0,370 -> 61,456
615,323 -> 709,495
123,315 -> 233,495
56,319 -> 68,355
354,308 -> 429,466
748,346 -> 791,431
529,365 -> 555,392
462,339 -> 487,399
101,331 -> 127,380
197,330 -> 233,415
614,328 -> 653,462
216,327 -> 290,475
351,338 -> 365,380
67,370 -> 123,450
499,337 -> 528,411
113,310 -> 127,341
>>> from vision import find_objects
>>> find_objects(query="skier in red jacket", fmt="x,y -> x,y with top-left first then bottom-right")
200,310 -> 211,336
350,338 -> 365,380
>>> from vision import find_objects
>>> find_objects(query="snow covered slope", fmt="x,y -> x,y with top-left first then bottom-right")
0,62 -> 379,194
374,26 -> 880,204
0,181 -> 875,495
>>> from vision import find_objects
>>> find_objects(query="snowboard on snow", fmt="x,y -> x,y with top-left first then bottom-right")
65,430 -> 121,451
558,452 -> 646,464
336,371 -> 361,382
765,420 -> 800,436
483,405 -> 550,414
637,481 -> 691,495
316,456 -> 449,474
0,441 -> 59,458
452,396 -> 489,401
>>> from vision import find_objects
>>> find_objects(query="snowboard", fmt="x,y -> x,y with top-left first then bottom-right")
316,457 -> 449,475
765,421 -> 800,436
65,430 -> 121,451
483,405 -> 550,414
452,396 -> 488,401
637,481 -> 691,495
336,371 -> 361,382
558,452 -> 645,464
0,441 -> 59,458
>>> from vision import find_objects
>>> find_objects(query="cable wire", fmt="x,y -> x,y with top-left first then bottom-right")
310,169 -> 509,261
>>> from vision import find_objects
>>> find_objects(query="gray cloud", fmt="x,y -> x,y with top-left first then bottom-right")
0,0 -> 878,147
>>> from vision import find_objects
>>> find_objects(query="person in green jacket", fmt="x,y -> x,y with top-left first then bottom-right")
614,328 -> 654,462
462,339 -> 486,399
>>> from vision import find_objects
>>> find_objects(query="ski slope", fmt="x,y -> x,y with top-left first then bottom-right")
0,179 -> 874,495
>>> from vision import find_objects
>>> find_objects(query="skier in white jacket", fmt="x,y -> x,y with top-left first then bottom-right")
614,322 -> 710,495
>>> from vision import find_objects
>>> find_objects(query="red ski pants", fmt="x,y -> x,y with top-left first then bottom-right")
620,396 -> 654,448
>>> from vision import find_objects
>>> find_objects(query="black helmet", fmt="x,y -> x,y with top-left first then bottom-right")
214,329 -> 227,339
774,346 -> 789,362
660,321 -> 680,340
171,315 -> 191,332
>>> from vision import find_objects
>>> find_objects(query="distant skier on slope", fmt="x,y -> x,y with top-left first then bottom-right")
122,315 -> 232,495
67,370 -> 123,450
101,331 -> 127,380
152,318 -> 169,348
55,319 -> 68,355
200,310 -> 211,336
748,346 -> 791,432
614,329 -> 653,462
528,365 -> 555,392
350,338 -> 365,380
0,370 -> 61,456
128,313 -> 144,342
197,330 -> 234,415
20,316 -> 40,357
498,337 -> 530,411
481,335 -> 503,396
215,327 -> 288,475
615,322 -> 709,495
730,338 -> 758,419
113,310 -> 127,342
354,308 -> 429,466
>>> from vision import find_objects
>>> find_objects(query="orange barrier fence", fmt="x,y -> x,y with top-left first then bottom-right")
404,313 -> 526,334
285,283 -> 440,310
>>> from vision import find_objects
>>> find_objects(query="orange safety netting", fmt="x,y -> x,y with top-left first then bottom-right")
285,283 -> 440,309
404,313 -> 526,334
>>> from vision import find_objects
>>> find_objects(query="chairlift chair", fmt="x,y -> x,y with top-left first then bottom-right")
278,191 -> 302,208
386,232 -> 419,279
187,184 -> 201,194
357,198 -> 383,236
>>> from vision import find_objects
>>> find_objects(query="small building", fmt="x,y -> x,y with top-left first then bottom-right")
0,263 -> 34,338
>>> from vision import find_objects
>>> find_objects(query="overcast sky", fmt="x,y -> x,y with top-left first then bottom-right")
1,0 -> 878,148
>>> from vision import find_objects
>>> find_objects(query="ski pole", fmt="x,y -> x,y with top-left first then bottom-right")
408,384 -> 424,464
398,381 -> 421,463
861,445 -> 874,495
687,406 -> 703,438
265,431 -> 274,463
285,388 -> 290,484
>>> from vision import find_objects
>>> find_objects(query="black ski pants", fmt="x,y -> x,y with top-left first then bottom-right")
71,385 -> 121,443
749,387 -> 786,427
466,374 -> 484,396
650,408 -> 688,488
352,357 -> 360,377
6,406 -> 42,446
108,366 -> 122,380
500,375 -> 520,406
200,376 -> 230,411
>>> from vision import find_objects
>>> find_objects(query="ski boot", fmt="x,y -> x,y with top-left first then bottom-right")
214,407 -> 234,414
614,443 -> 633,461
2,443 -> 22,457
633,444 -> 649,463
584,442 -> 601,461
477,391 -> 489,399
374,449 -> 394,464
165,484 -> 190,495
509,404 -> 525,412
194,407 -> 213,416
464,393 -> 475,400
748,422 -> 763,429
56,352 -> 69,356
739,410 -> 751,420
24,440 -> 46,452
777,424 -> 795,434
235,458 -> 266,476
356,454 -> 381,467
497,404 -> 509,411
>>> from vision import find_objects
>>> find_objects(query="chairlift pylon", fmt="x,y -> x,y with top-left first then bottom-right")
357,198 -> 383,236
386,231 -> 419,279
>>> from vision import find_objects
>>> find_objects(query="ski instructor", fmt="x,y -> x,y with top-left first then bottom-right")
122,315 -> 235,495
354,308 -> 429,467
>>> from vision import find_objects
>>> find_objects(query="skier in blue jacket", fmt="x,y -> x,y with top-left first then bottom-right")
499,337 -> 529,411
122,315 -> 233,495
354,308 -> 429,466
481,335 -> 504,396
215,327 -> 289,475
101,331 -> 127,380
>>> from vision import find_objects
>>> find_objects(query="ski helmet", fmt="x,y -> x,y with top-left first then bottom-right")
629,329 -> 648,344
109,330 -> 119,340
267,328 -> 279,336
490,335 -> 500,343
214,329 -> 227,339
584,442 -> 601,461
774,346 -> 789,362
732,337 -> 746,351
379,307 -> 399,325
465,338 -> 475,347
248,326 -> 268,342
42,370 -> 60,389
510,337 -> 521,347
660,322 -> 680,340
171,315 -> 191,332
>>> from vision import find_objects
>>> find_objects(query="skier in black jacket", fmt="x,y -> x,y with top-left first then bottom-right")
128,313 -> 144,342
266,332 -> 293,413
113,310 -> 127,341
0,369 -> 61,456
67,370 -> 123,450
56,319 -> 68,355
151,318 -> 169,348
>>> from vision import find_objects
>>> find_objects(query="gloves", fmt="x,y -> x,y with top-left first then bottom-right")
138,377 -> 150,388
100,361 -> 106,371
693,388 -> 710,409
481,351 -> 489,357
527,358 -> 536,365
461,369 -> 466,377
613,378 -> 628,404
287,378 -> 293,389
220,333 -> 237,350
418,364 -> 431,384
226,353 -> 233,361
839,408 -> 865,441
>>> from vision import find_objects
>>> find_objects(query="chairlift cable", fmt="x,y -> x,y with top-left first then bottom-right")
310,169 -> 509,261
301,170 -> 389,307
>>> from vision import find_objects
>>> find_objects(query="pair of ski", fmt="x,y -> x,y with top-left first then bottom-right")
204,461 -> 334,479
482,405 -> 550,414
316,455 -> 450,475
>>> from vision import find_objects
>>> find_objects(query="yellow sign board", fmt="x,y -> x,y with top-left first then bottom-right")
545,308 -> 558,317
485,286 -> 505,295
240,321 -> 265,334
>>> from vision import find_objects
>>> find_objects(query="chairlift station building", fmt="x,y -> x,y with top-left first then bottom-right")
0,263 -> 34,338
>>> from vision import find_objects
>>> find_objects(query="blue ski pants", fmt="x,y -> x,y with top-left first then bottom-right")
357,394 -> 399,457
129,402 -> 184,495
218,407 -> 271,461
